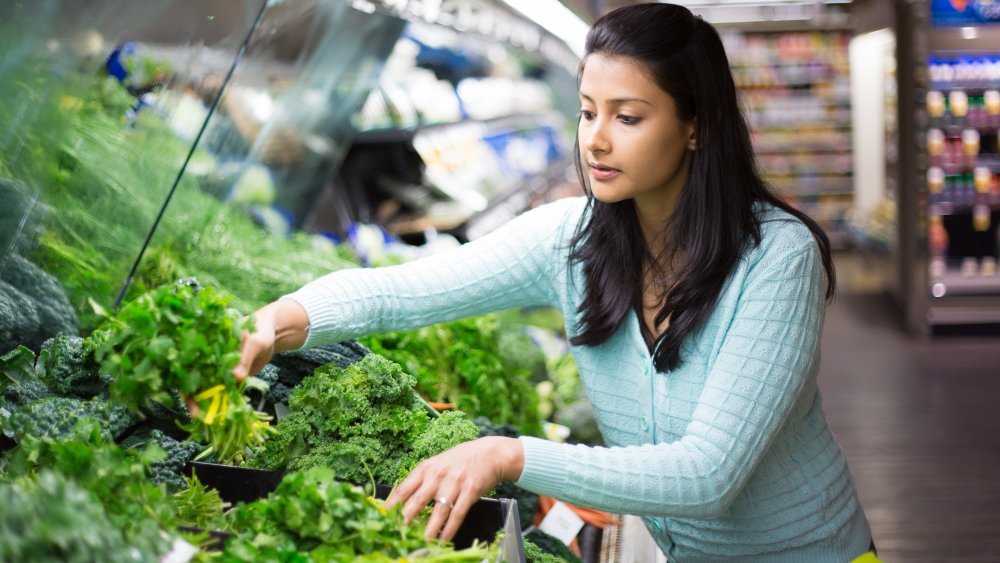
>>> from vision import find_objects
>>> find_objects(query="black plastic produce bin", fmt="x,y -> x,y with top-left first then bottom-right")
184,461 -> 525,562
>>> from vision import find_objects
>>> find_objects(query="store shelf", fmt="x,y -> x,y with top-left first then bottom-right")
930,270 -> 1000,297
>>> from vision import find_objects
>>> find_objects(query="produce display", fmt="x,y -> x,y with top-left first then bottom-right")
0,11 -> 589,561
363,315 -> 546,437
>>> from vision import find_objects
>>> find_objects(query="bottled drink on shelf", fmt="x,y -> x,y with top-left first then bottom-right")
928,166 -> 945,194
961,256 -> 979,277
927,128 -> 945,156
981,256 -> 998,277
929,215 -> 949,278
986,90 -> 1000,116
950,91 -> 969,118
973,203 -> 991,232
974,166 -> 992,194
927,90 -> 946,118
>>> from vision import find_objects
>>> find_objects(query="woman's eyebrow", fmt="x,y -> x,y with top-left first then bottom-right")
579,92 -> 652,105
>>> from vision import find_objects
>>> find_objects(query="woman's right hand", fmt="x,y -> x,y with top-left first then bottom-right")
233,299 -> 311,382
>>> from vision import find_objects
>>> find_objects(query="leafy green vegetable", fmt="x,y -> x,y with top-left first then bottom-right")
120,429 -> 205,491
248,354 -> 478,486
0,280 -> 41,355
2,396 -> 134,443
524,538 -> 572,563
220,466 -> 495,562
172,474 -> 229,532
0,470 -> 140,563
2,422 -> 180,559
92,281 -> 273,462
524,529 -> 581,563
0,253 -> 79,347
362,315 -> 543,436
36,333 -> 109,398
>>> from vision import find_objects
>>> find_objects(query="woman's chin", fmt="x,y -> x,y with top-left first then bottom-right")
590,186 -> 629,204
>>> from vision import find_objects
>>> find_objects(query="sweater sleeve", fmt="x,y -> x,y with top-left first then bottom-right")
515,227 -> 827,519
283,197 -> 581,348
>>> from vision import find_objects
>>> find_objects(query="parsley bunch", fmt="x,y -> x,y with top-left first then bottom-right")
220,466 -> 495,561
92,281 -> 273,462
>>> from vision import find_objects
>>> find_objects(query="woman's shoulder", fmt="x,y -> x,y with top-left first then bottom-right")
750,202 -> 821,264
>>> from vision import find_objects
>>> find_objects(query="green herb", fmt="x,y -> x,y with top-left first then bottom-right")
220,466 -> 496,561
363,315 -> 544,436
2,422 -> 179,559
173,474 -> 230,531
92,281 -> 274,462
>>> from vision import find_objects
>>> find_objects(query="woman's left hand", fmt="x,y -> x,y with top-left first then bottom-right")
385,436 -> 525,541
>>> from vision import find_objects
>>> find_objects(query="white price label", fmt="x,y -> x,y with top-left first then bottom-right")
537,501 -> 585,546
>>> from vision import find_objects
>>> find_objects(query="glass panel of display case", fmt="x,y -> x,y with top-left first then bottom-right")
138,1 -> 405,314
0,0 -> 265,346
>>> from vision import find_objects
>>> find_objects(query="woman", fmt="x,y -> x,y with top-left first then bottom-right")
235,4 -> 873,561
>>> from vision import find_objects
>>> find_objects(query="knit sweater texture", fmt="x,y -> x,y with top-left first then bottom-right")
286,196 -> 872,562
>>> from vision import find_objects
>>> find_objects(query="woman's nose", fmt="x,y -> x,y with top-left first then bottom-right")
583,123 -> 610,154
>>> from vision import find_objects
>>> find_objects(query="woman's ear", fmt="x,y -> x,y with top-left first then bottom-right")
686,119 -> 697,151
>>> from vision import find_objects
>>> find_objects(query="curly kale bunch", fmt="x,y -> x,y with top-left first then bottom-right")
248,354 -> 478,486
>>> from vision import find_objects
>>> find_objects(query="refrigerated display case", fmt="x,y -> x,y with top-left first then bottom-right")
0,0 -> 266,335
895,0 -> 1000,332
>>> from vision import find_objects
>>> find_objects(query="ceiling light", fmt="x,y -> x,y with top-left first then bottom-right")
499,0 -> 588,57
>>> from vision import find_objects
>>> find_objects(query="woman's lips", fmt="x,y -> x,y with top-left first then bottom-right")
590,164 -> 621,181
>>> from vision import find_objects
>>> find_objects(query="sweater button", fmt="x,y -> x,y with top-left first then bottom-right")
640,415 -> 649,430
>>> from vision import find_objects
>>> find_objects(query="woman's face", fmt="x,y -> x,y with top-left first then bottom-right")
578,54 -> 695,214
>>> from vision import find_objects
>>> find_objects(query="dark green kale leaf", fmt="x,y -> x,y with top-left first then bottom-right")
0,254 -> 79,345
37,333 -> 110,398
2,396 -> 134,443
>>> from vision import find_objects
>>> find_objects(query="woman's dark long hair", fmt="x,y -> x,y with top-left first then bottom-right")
569,3 -> 835,372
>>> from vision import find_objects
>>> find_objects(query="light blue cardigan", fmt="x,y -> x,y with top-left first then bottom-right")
287,197 -> 872,562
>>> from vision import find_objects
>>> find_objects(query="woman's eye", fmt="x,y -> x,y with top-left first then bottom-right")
619,115 -> 641,125
579,110 -> 595,121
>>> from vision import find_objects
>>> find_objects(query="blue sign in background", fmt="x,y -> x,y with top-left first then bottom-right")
931,0 -> 1000,26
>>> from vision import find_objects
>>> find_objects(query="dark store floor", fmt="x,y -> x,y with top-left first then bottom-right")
818,264 -> 1000,562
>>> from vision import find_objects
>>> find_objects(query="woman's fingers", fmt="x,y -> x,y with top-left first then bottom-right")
402,469 -> 446,523
233,320 -> 274,381
439,488 -> 476,542
421,485 -> 463,540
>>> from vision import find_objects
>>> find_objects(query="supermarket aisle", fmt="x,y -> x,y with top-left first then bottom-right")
818,281 -> 1000,562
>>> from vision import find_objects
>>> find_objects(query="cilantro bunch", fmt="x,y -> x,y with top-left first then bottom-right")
92,281 -> 273,462
220,466 -> 495,562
